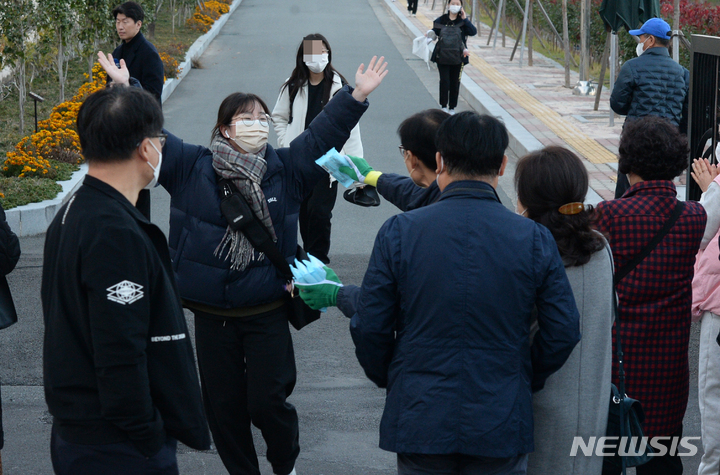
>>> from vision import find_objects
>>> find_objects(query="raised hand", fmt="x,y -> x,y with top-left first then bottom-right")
97,51 -> 130,86
691,157 -> 718,193
352,56 -> 389,103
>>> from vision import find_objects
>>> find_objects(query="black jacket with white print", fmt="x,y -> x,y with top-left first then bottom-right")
41,175 -> 210,457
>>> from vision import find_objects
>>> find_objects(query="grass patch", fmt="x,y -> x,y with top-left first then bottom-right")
0,177 -> 63,210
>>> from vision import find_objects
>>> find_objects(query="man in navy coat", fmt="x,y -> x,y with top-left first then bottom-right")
110,2 -> 164,105
297,112 -> 581,475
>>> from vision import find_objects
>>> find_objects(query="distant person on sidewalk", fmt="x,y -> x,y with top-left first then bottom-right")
0,203 -> 20,475
596,116 -> 705,475
41,86 -> 211,475
297,112 -> 581,475
688,157 -> 720,475
407,0 -> 418,16
609,17 -> 689,198
272,33 -> 364,264
428,0 -> 476,114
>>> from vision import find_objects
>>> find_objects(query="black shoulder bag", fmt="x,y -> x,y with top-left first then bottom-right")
218,178 -> 320,330
603,200 -> 684,474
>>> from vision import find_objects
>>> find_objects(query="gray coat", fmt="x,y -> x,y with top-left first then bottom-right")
527,243 -> 614,475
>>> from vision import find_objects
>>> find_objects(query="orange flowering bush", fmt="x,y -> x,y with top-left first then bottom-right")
204,1 -> 230,15
186,1 -> 231,32
159,52 -> 180,80
3,62 -> 107,178
186,12 -> 214,32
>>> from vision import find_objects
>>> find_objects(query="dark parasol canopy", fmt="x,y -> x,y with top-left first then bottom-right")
599,0 -> 661,33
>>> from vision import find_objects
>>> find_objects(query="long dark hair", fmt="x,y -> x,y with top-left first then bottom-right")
514,146 -> 605,267
280,33 -> 347,113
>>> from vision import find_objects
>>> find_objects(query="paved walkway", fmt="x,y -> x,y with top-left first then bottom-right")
388,0 -> 688,202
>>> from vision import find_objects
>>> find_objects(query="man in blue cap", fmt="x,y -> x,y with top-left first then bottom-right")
610,17 -> 689,198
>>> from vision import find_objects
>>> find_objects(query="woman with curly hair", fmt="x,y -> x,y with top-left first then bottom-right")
596,116 -> 706,475
515,146 -> 612,475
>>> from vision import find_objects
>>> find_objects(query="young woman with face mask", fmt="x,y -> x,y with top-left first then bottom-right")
272,33 -> 364,265
428,0 -> 477,114
97,50 -> 388,475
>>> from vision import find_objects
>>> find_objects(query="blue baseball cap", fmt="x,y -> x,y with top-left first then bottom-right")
629,18 -> 672,40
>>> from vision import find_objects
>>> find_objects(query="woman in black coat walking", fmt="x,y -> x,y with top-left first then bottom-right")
429,0 -> 477,114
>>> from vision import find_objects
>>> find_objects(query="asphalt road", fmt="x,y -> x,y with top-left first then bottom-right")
0,0 -> 702,473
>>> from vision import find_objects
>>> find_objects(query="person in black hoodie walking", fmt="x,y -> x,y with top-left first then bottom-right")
41,86 -> 210,475
429,0 -> 477,114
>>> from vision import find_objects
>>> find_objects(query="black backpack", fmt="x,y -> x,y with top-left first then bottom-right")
435,24 -> 464,65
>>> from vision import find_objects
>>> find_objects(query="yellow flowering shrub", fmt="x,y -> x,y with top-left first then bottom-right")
3,62 -> 107,178
187,12 -> 215,32
186,1 -> 230,32
159,52 -> 180,80
205,1 -> 230,14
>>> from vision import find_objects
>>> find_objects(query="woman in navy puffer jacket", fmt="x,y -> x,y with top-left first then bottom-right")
157,57 -> 387,475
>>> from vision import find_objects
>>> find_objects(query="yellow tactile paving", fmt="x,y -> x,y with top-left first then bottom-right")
416,15 -> 617,164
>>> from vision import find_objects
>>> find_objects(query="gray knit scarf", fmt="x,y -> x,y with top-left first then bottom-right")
210,137 -> 277,271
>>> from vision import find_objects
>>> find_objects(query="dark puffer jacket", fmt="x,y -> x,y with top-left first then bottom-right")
610,47 -> 689,131
159,86 -> 367,309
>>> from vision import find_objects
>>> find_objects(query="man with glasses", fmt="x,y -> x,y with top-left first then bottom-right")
41,86 -> 210,474
110,1 -> 164,105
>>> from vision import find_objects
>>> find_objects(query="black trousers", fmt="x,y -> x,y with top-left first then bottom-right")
438,63 -> 464,109
602,426 -> 684,475
407,0 -> 418,13
299,175 -> 338,264
614,170 -> 630,198
193,306 -> 299,475
50,426 -> 178,475
398,453 -> 528,475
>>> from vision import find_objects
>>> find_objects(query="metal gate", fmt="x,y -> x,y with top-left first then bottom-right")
687,35 -> 720,201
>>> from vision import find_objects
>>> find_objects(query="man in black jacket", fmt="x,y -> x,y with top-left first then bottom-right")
41,86 -> 210,474
610,17 -> 689,198
110,2 -> 164,104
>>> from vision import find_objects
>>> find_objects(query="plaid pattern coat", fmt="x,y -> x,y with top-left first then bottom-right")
595,181 -> 706,437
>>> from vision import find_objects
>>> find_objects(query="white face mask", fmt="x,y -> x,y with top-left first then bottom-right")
304,53 -> 329,74
449,4 -> 462,14
715,142 -> 720,161
232,121 -> 269,154
635,38 -> 649,57
144,139 -> 162,189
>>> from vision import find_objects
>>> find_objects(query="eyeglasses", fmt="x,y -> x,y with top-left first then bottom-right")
153,134 -> 167,147
136,134 -> 167,149
399,145 -> 407,158
234,114 -> 272,127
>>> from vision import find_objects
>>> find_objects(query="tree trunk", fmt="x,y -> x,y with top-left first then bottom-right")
528,0 -> 534,66
579,0 -> 588,80
147,21 -> 156,40
562,0 -> 571,87
57,37 -> 65,103
17,60 -> 26,135
672,0 -> 679,62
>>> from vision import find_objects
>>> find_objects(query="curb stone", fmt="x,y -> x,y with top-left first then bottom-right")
6,0 -> 244,236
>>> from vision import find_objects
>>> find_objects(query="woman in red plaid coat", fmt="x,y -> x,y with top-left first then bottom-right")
596,116 -> 706,475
